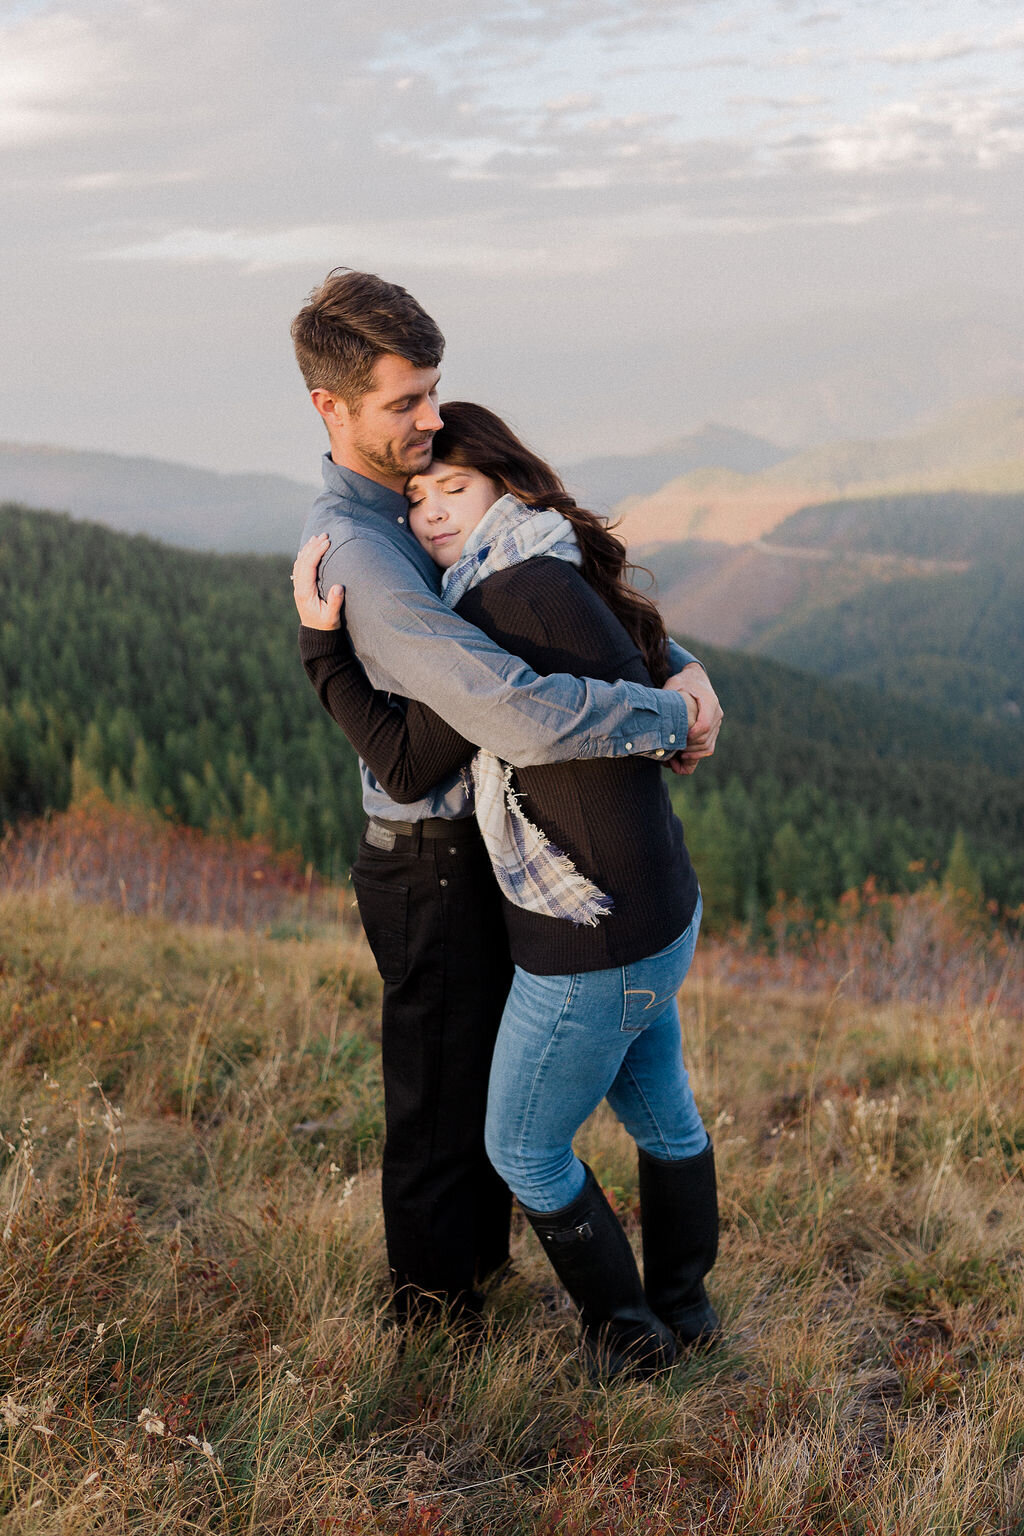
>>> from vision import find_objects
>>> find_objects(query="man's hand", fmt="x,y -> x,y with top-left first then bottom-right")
292,532 -> 345,630
664,663 -> 723,775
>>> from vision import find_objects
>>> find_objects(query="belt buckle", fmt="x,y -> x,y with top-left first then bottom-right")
365,820 -> 397,852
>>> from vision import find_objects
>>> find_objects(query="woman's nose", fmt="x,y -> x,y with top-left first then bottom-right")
425,501 -> 447,522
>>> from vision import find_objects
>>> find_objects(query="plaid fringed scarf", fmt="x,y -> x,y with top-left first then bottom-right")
441,494 -> 614,927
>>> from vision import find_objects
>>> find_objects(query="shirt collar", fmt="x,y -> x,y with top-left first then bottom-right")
320,453 -> 410,526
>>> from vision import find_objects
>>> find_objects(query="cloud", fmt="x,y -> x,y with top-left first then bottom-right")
543,93 -> 600,114
65,169 -> 201,191
875,34 -> 982,66
0,10 -> 114,146
798,11 -> 842,27
784,92 -> 1024,172
95,221 -> 621,275
1,0 -> 1023,479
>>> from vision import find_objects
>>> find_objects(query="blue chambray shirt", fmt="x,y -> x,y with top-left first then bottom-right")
300,455 -> 697,823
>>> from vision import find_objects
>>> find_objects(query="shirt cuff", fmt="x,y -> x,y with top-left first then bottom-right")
575,683 -> 689,759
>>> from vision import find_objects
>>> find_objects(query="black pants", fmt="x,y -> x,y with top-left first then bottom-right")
351,818 -> 514,1318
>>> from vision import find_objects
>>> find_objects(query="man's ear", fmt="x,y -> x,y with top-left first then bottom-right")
310,388 -> 350,432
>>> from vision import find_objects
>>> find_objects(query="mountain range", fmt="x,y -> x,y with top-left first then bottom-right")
4,396 -> 1020,558
589,399 -> 1024,728
3,499 -> 1021,912
563,425 -> 789,511
606,397 -> 1024,549
0,442 -> 316,554
2,399 -> 1021,734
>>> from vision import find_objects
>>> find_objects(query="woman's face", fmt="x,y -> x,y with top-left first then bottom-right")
406,461 -> 499,569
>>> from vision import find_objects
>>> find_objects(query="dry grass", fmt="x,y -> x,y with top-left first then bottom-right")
1,881 -> 1023,1535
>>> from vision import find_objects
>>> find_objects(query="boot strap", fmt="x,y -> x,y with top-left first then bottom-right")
542,1220 -> 593,1245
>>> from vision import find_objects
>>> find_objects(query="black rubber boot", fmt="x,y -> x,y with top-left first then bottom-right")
638,1139 -> 722,1350
523,1165 -> 677,1380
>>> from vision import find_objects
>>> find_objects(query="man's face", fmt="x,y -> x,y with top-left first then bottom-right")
319,354 -> 442,490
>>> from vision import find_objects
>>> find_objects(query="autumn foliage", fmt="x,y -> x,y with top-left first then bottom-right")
0,794 -> 353,933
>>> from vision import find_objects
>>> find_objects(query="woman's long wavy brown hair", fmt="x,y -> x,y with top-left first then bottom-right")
430,402 -> 671,684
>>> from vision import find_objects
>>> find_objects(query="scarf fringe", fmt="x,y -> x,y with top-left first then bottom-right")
498,765 -> 614,928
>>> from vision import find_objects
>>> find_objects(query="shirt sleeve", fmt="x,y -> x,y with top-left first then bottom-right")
298,624 -> 476,805
666,637 -> 703,673
319,532 -> 690,768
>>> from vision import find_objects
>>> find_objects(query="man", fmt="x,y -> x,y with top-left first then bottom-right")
291,268 -> 722,1324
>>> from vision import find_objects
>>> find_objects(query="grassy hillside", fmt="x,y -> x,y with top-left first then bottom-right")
1,876 -> 1021,1534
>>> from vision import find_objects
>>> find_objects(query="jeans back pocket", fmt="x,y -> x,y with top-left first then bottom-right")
620,898 -> 702,1032
352,873 -> 409,983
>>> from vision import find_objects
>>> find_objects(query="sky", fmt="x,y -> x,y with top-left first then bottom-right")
2,0 -> 1024,482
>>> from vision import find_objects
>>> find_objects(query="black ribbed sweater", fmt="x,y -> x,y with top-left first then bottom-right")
300,557 -> 698,975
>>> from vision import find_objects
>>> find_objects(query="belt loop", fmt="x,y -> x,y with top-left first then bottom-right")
409,822 -> 423,855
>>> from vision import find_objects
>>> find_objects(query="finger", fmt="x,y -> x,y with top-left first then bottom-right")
293,537 -> 328,597
297,532 -> 330,559
687,684 -> 722,722
295,532 -> 329,566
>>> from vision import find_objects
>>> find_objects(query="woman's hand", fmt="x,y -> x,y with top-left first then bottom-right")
292,532 -> 345,630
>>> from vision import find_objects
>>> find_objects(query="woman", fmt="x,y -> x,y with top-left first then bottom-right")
294,403 -> 720,1378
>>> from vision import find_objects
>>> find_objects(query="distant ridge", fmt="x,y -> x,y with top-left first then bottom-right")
641,488 -> 1024,726
757,396 -> 1024,493
2,396 -> 1022,558
564,424 -> 788,512
0,442 -> 317,554
616,397 -> 1024,549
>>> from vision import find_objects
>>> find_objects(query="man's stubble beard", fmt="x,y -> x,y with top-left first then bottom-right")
355,431 -> 434,482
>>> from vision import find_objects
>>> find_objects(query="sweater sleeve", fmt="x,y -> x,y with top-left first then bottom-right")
298,625 -> 476,805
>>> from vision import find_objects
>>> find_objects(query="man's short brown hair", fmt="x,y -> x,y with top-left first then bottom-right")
291,268 -> 445,406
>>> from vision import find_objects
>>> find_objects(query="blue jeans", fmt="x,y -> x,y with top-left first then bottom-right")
485,893 -> 706,1213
